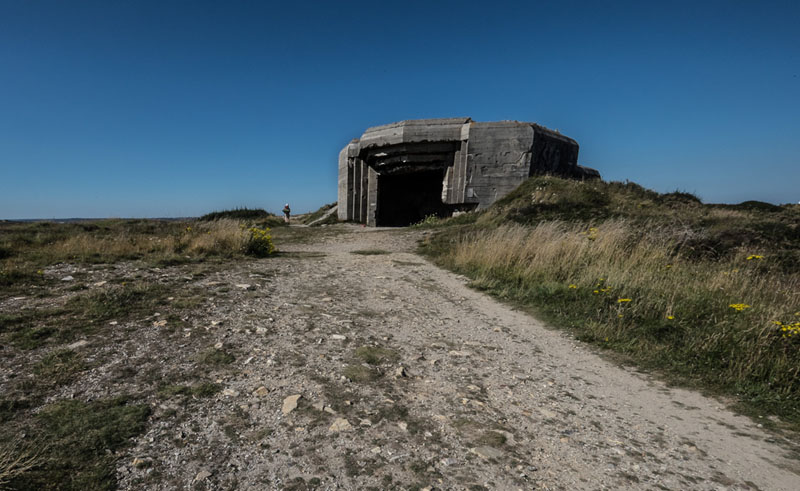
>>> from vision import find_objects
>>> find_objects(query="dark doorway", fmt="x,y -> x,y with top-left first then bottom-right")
376,169 -> 449,226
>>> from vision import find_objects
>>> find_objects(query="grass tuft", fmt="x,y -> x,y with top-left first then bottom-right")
8,396 -> 150,490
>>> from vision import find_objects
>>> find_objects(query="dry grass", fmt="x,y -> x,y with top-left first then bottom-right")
428,219 -> 800,422
0,439 -> 42,487
0,219 -> 276,292
47,219 -> 250,260
451,220 -> 796,323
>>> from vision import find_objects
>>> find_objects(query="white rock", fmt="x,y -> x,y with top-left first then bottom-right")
282,394 -> 301,415
93,280 -> 107,287
66,340 -> 88,350
61,276 -> 74,281
470,446 -> 504,459
329,418 -> 353,432
331,334 -> 347,340
193,469 -> 212,482
222,389 -> 239,397
235,284 -> 252,290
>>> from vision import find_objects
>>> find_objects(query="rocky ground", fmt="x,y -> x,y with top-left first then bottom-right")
3,224 -> 799,490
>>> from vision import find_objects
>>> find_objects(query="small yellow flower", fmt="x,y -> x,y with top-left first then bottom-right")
664,264 -> 672,269
729,303 -> 751,311
746,255 -> 764,260
593,290 -> 599,294
617,314 -> 624,318
617,298 -> 631,303
36,269 -> 43,275
568,284 -> 578,289
667,315 -> 674,320
604,337 -> 609,342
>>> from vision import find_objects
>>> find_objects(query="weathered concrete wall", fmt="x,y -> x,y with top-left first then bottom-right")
337,145 -> 351,221
359,118 -> 468,150
463,122 -> 535,209
337,140 -> 361,221
339,118 -> 597,226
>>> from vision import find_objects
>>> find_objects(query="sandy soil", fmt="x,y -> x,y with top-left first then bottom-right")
109,225 -> 800,490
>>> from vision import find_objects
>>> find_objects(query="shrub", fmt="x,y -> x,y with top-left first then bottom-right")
200,207 -> 272,221
243,226 -> 276,257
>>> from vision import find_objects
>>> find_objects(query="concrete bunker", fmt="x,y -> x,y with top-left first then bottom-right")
338,118 -> 599,226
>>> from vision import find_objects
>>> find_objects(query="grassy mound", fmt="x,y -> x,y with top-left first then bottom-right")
421,176 -> 800,426
300,202 -> 338,226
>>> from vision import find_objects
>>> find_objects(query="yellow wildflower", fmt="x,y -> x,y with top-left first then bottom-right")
729,303 -> 751,311
568,284 -> 578,289
617,298 -> 632,303
746,255 -> 764,260
667,315 -> 674,320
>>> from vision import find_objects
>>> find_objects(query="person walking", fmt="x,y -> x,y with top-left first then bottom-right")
282,203 -> 291,224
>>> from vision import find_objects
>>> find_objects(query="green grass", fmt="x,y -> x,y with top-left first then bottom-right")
354,346 -> 399,365
350,249 -> 390,256
421,175 -> 800,427
342,364 -> 378,382
33,350 -> 86,385
197,347 -> 236,366
5,396 -> 150,490
157,382 -> 222,399
2,282 -> 173,350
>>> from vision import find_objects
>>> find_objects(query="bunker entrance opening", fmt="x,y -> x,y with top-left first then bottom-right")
376,169 -> 449,227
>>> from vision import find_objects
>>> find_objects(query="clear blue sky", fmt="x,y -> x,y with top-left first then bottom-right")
1,0 -> 798,219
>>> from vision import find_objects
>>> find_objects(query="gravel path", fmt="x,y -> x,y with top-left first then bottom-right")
119,225 -> 800,490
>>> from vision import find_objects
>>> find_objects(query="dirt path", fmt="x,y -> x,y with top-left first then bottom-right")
119,225 -> 800,490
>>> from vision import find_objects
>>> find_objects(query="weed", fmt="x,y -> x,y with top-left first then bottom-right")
0,439 -> 42,487
9,396 -> 150,490
33,349 -> 86,385
197,348 -> 235,366
342,364 -> 378,382
351,249 -> 390,256
157,383 -> 221,399
476,430 -> 507,447
354,346 -> 399,365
